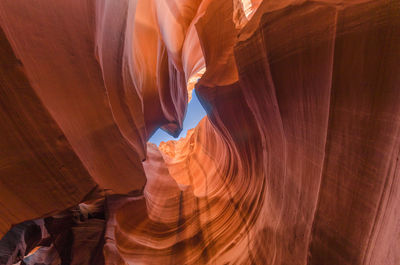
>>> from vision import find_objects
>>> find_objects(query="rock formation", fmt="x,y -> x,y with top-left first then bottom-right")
0,0 -> 399,264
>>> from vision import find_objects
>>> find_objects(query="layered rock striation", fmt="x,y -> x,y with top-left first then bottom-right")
0,0 -> 399,264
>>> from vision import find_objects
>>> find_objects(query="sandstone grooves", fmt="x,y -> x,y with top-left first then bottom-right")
0,0 -> 399,264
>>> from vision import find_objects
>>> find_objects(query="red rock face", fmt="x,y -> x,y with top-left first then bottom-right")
0,0 -> 399,264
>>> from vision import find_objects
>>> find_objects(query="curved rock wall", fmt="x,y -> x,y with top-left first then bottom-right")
0,0 -> 399,264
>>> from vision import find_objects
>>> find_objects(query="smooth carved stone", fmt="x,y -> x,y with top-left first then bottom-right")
0,0 -> 147,196
0,221 -> 44,265
0,0 -> 399,264
0,23 -> 96,238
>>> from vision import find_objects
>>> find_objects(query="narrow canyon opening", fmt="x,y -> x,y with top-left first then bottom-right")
149,89 -> 207,145
0,0 -> 399,264
149,68 -> 207,146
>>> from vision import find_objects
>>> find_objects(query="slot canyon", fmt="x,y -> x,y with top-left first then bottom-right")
0,0 -> 399,264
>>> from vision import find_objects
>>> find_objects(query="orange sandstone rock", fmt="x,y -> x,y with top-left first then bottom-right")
0,0 -> 399,264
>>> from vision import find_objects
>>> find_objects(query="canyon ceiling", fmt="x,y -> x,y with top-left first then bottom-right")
0,0 -> 399,264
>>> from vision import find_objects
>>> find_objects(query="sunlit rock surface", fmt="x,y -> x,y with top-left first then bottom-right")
0,0 -> 399,264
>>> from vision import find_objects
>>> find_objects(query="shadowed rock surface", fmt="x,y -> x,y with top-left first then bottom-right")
0,0 -> 399,264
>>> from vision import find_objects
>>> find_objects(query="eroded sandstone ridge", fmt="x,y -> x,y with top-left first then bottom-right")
0,0 -> 399,264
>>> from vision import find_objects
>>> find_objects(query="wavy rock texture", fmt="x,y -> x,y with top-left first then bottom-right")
0,0 -> 400,264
